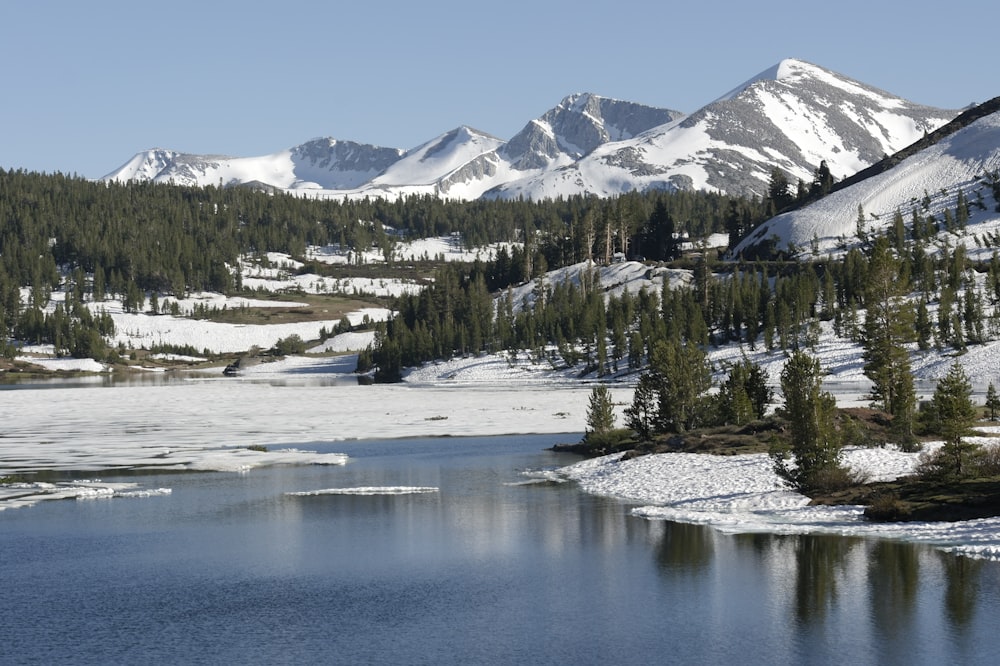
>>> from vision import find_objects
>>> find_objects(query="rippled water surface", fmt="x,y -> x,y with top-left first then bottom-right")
4,434 -> 1000,665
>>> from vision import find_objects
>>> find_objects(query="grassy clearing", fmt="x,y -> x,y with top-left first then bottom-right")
194,292 -> 384,325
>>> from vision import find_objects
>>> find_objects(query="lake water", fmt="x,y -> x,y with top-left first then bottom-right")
4,433 -> 1000,665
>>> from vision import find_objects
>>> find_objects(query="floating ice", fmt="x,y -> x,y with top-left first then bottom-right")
0,480 -> 172,511
286,486 -> 439,496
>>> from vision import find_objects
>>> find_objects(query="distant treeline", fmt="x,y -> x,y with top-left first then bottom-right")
0,168 -> 769,358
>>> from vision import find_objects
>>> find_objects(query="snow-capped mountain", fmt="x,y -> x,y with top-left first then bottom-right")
107,139 -> 404,191
731,97 -> 1000,258
491,60 -> 958,200
104,92 -> 680,200
103,59 -> 961,202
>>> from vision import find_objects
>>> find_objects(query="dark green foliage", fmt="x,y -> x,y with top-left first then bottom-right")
626,337 -> 713,435
920,362 -> 979,478
861,237 -> 917,442
624,373 -> 658,440
272,334 -> 306,356
766,167 -> 795,215
809,160 -> 835,199
716,359 -> 773,425
986,383 -> 1000,421
585,386 -> 616,438
771,352 -> 844,492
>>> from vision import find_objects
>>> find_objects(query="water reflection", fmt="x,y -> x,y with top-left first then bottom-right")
7,433 -> 1000,665
678,519 -> 994,643
940,552 -> 983,630
790,534 -> 858,623
869,540 -> 920,638
654,521 -> 714,574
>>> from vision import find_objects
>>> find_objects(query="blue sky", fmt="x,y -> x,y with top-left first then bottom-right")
2,0 -> 994,179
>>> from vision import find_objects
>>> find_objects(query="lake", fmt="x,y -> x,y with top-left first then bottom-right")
3,432 -> 1000,665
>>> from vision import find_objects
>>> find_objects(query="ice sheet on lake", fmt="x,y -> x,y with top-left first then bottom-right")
506,469 -> 569,485
0,480 -> 172,511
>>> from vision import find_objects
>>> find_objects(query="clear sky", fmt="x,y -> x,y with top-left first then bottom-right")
1,0 -> 994,179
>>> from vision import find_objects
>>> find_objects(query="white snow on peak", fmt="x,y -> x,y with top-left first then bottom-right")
714,58 -> 903,109
368,126 -> 503,187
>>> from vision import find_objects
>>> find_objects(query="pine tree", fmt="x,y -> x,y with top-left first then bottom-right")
635,337 -> 713,433
925,362 -> 978,477
986,383 -> 1000,421
861,237 -> 917,443
717,359 -> 773,425
624,374 -> 658,441
772,351 -> 843,491
585,386 -> 616,439
766,168 -> 794,215
915,299 -> 932,351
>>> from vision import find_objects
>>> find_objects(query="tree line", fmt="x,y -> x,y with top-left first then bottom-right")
0,168 -> 768,359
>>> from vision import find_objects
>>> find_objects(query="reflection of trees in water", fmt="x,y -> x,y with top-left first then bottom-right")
869,540 -> 920,640
654,521 -> 714,574
939,552 -> 983,630
794,534 -> 859,623
733,531 -> 779,561
653,519 -> 991,647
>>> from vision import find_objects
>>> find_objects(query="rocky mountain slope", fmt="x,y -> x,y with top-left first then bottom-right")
732,97 -> 1000,258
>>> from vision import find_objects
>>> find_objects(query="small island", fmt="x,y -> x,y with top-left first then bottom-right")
567,349 -> 1000,524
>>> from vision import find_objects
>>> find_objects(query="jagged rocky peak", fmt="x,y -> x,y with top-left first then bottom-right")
502,92 -> 684,170
290,137 -> 403,173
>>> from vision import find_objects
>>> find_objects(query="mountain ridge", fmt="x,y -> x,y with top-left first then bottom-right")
103,59 -> 963,202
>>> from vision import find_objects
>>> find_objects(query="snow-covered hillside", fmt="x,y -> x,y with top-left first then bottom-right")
734,104 -> 1000,257
102,59 -> 959,202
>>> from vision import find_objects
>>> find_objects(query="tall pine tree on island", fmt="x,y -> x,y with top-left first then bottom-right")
771,351 -> 844,492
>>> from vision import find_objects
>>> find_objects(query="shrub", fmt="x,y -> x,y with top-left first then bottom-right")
272,334 -> 306,356
582,428 -> 634,453
970,444 -> 1000,476
807,465 -> 865,494
865,491 -> 910,521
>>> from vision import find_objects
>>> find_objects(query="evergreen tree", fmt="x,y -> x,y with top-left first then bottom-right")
924,362 -> 978,477
915,300 -> 932,351
717,359 -> 773,425
986,382 -> 1000,421
861,237 -> 917,443
624,373 -> 658,440
585,386 -> 617,439
809,160 -> 834,199
772,351 -> 843,491
634,337 -> 713,433
766,168 -> 794,215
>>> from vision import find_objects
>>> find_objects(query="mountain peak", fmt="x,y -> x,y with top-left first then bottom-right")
715,58 -> 826,102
